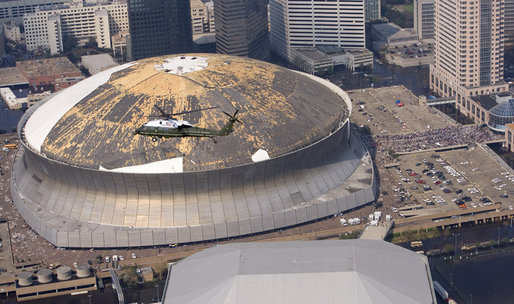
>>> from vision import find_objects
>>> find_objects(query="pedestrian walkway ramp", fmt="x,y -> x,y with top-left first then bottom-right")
110,269 -> 125,304
359,221 -> 394,240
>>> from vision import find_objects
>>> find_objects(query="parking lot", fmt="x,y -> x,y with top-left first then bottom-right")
348,86 -> 452,135
386,148 -> 514,217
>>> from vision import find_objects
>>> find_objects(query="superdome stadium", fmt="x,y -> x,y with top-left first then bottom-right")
11,54 -> 376,248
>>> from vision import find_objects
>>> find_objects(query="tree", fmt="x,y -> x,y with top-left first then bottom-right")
63,35 -> 77,52
153,262 -> 169,281
443,243 -> 454,254
123,266 -> 139,287
87,37 -> 97,48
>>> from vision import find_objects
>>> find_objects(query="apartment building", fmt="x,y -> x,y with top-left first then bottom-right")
430,0 -> 508,106
3,21 -> 22,43
24,0 -> 128,54
270,0 -> 365,62
414,0 -> 434,40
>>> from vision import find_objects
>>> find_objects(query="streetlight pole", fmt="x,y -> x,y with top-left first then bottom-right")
88,294 -> 92,304
454,234 -> 458,255
155,284 -> 160,302
450,272 -> 453,293
498,227 -> 500,247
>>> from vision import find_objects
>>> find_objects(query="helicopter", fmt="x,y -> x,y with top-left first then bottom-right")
134,105 -> 241,142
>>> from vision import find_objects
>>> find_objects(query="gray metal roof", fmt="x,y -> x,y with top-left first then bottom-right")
81,53 -> 119,75
163,240 -> 436,304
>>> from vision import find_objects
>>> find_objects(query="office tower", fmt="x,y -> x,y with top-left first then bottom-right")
128,0 -> 192,60
365,0 -> 381,22
430,0 -> 507,99
214,0 -> 269,60
270,0 -> 365,61
414,0 -> 434,40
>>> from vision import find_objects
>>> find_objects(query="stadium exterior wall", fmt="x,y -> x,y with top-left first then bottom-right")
11,81 -> 377,249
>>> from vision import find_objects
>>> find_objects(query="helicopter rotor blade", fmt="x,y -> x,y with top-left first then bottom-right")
223,111 -> 232,117
154,105 -> 167,117
172,106 -> 219,116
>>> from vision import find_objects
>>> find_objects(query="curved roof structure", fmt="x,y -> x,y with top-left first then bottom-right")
13,54 -> 376,248
23,54 -> 348,173
162,240 -> 436,304
490,99 -> 514,118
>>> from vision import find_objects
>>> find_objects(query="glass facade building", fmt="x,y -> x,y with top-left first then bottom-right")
488,99 -> 514,132
214,0 -> 269,60
365,0 -> 381,22
128,0 -> 192,60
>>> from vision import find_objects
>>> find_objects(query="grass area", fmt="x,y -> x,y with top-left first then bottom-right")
387,227 -> 441,244
391,4 -> 413,13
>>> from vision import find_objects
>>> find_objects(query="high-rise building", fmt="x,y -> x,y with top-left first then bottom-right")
214,0 -> 269,60
414,0 -> 434,40
506,0 -> 514,42
430,0 -> 508,100
128,0 -> 192,60
365,0 -> 381,22
0,0 -> 67,23
270,0 -> 365,62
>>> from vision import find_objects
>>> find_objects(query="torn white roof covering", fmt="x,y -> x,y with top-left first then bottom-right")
99,157 -> 183,174
251,149 -> 270,162
24,63 -> 134,152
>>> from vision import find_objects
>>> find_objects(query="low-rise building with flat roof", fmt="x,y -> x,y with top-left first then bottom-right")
16,57 -> 83,93
0,67 -> 28,88
318,46 -> 373,71
81,53 -> 119,75
463,93 -> 514,132
290,47 -> 333,76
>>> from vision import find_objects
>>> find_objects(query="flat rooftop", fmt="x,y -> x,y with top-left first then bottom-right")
292,47 -> 332,61
348,86 -> 452,134
372,23 -> 401,39
16,57 -> 80,78
0,67 -> 28,87
81,53 -> 119,75
471,95 -> 498,110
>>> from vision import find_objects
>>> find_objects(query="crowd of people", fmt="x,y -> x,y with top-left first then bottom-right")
355,125 -> 501,163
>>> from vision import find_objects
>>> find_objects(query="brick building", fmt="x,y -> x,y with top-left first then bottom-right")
16,57 -> 83,93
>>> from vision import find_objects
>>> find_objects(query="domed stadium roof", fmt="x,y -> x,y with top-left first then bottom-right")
24,54 -> 349,173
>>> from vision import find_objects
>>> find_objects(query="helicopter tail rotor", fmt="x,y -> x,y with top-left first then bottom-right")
223,109 -> 242,123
